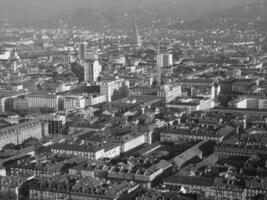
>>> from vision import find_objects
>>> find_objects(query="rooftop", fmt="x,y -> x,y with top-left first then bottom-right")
164,175 -> 214,187
30,175 -> 137,199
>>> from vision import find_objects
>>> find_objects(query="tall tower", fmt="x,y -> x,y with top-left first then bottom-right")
134,12 -> 142,48
157,54 -> 173,68
128,12 -> 142,48
80,42 -> 87,60
84,58 -> 102,83
157,41 -> 161,86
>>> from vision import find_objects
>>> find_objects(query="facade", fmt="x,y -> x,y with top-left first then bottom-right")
70,160 -> 172,186
237,98 -> 259,109
166,101 -> 197,112
164,175 -> 214,196
41,117 -> 64,135
99,79 -> 129,102
46,119 -> 63,135
215,144 -> 267,157
29,177 -> 137,200
0,175 -> 32,200
34,114 -> 65,135
121,134 -> 145,153
159,84 -> 182,103
130,84 -> 182,103
0,120 -> 48,150
161,126 -> 234,143
84,59 -> 102,83
79,42 -> 87,60
63,95 -> 86,110
50,144 -> 121,160
157,53 -> 173,68
236,97 -> 267,110
164,175 -> 267,200
232,79 -> 256,94
0,90 -> 29,113
26,93 -> 58,111
7,156 -> 85,179
13,98 -> 29,110
112,133 -> 146,153
179,79 -> 215,98
87,94 -> 106,106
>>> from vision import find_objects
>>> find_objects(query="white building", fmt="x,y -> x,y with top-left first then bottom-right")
51,144 -> 120,160
84,59 -> 102,83
86,94 -> 106,106
27,94 -> 58,111
99,79 -> 129,102
156,53 -> 173,68
197,99 -> 216,111
236,97 -> 267,110
0,120 -> 49,150
63,95 -> 86,110
157,84 -> 182,103
79,42 -> 87,60
119,134 -> 146,153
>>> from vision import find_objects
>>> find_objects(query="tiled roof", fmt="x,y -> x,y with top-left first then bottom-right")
164,175 -> 214,187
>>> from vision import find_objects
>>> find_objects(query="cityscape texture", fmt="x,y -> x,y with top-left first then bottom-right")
0,0 -> 267,199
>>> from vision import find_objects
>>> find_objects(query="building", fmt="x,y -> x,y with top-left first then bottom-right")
167,100 -> 198,112
179,79 -> 216,98
50,143 -> 121,160
236,97 -> 259,109
36,115 -> 65,135
130,84 -> 182,103
26,93 -> 58,111
0,90 -> 29,113
0,174 -> 33,200
63,95 -> 86,110
70,159 -> 172,187
79,42 -> 87,60
164,175 -> 214,196
160,126 -> 234,143
29,176 -> 137,200
87,94 -> 106,106
156,53 -> 173,68
126,12 -> 142,48
211,177 -> 246,200
158,84 -> 182,103
13,98 -> 29,110
215,143 -> 267,157
232,79 -> 256,94
164,174 -> 267,200
99,79 -> 129,102
84,59 -> 102,83
56,80 -> 79,93
245,177 -> 267,199
7,155 -> 85,179
118,133 -> 146,153
0,120 -> 48,150
73,107 -> 99,120
236,97 -> 267,110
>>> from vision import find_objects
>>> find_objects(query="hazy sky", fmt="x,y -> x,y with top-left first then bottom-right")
0,0 -> 255,20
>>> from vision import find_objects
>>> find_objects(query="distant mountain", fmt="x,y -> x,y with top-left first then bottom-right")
66,0 -> 258,30
170,0 -> 267,31
0,0 -> 258,29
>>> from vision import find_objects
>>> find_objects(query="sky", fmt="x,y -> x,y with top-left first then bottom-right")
0,0 -> 255,21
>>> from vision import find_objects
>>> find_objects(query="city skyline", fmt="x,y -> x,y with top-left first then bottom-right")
0,0 -> 267,199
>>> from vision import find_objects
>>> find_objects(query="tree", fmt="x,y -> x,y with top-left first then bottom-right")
70,62 -> 84,82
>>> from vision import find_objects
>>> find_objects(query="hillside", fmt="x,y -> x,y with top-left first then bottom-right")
170,0 -> 267,31
0,0 -> 256,28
